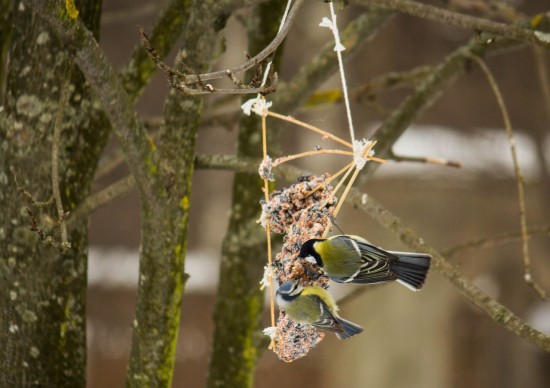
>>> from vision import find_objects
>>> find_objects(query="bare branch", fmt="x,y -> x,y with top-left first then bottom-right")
533,46 -> 550,125
354,0 -> 550,48
443,225 -> 550,258
472,55 -> 546,299
448,0 -> 521,23
389,150 -> 462,168
303,65 -> 433,109
354,65 -> 433,101
184,0 -> 305,85
139,26 -> 279,95
51,62 -> 73,251
120,0 -> 194,101
68,175 -> 135,225
138,0 -> 303,95
13,170 -> 53,208
25,0 -> 158,209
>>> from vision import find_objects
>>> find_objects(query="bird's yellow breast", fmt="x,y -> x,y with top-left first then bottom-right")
301,285 -> 338,312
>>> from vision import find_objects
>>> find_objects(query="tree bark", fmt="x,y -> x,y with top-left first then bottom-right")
126,1 -> 245,386
0,1 -> 107,386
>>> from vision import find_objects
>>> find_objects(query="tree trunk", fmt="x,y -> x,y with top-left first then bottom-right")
0,1 -> 107,386
126,1 -> 243,386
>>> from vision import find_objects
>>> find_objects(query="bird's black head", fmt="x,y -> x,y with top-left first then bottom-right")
299,239 -> 324,267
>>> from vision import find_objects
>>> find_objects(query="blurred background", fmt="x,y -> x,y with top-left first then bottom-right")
87,1 -> 550,387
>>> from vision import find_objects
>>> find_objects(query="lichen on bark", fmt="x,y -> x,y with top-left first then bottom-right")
0,1 -> 108,386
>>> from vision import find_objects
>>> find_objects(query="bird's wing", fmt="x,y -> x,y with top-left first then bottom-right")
312,297 -> 344,334
334,240 -> 397,284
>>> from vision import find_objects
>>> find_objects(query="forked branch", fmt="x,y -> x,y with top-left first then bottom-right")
138,0 -> 306,95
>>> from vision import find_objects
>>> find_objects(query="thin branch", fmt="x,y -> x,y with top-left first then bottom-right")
328,161 -> 357,198
331,166 -> 360,218
533,46 -> 550,126
472,55 -> 546,299
77,153 -> 351,223
532,46 -> 550,184
448,0 -> 521,23
94,153 -> 126,180
25,0 -> 157,209
120,0 -> 193,101
51,62 -> 73,251
443,225 -> 550,258
389,151 -> 462,168
181,0 -> 305,85
196,154 -> 262,172
13,171 -> 53,208
354,0 -> 550,48
68,175 -> 135,225
172,83 -> 278,96
352,65 -> 433,102
139,26 -> 278,95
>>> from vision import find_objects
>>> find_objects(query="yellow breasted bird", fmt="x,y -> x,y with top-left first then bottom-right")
299,235 -> 431,291
276,280 -> 363,339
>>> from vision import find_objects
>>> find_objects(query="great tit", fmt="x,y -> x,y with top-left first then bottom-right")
276,280 -> 363,339
299,235 -> 431,291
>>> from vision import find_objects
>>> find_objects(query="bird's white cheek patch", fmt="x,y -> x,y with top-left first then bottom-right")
305,256 -> 317,264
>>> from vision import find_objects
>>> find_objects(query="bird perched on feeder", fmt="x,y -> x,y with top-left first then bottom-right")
299,235 -> 431,291
276,280 -> 363,340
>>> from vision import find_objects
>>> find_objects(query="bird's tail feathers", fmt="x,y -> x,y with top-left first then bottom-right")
390,252 -> 431,291
335,317 -> 364,340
